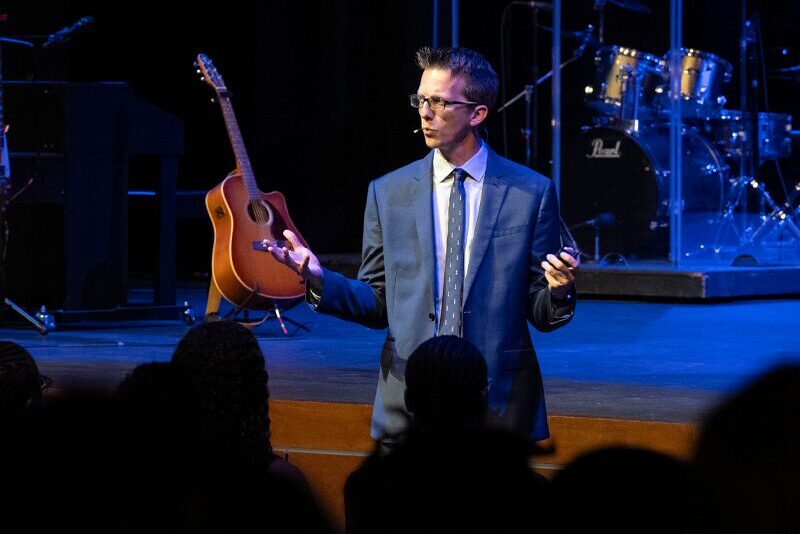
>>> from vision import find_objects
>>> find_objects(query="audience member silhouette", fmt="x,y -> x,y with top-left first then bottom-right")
694,364 -> 800,534
116,360 -> 333,531
403,335 -> 489,436
171,320 -> 310,493
546,446 -> 708,533
345,336 -> 545,534
0,341 -> 42,419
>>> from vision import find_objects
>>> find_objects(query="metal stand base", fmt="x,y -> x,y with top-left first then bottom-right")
1,299 -> 195,334
2,298 -> 50,334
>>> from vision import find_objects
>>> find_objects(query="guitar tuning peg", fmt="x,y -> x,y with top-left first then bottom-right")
200,76 -> 206,81
196,69 -> 202,74
193,61 -> 198,67
210,98 -> 216,104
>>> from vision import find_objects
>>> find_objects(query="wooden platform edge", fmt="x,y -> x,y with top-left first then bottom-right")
270,399 -> 699,527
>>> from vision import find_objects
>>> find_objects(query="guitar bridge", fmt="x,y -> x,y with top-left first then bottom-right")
252,239 -> 286,252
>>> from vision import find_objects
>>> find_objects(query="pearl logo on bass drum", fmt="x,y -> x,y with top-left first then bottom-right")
586,138 -> 622,159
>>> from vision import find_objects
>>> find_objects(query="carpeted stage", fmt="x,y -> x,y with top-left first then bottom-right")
3,285 -> 799,523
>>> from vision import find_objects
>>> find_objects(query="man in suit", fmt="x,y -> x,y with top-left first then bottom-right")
268,47 -> 578,443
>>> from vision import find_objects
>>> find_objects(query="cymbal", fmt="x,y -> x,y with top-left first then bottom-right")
537,25 -> 601,50
602,0 -> 651,14
770,64 -> 800,80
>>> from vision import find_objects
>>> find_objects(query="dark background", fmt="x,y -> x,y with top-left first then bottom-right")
2,0 -> 799,282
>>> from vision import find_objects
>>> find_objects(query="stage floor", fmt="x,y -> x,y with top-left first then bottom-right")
3,286 -> 799,425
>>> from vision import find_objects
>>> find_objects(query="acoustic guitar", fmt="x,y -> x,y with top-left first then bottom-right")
197,53 -> 307,308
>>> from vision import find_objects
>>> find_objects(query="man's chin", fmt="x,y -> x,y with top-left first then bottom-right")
423,137 -> 439,149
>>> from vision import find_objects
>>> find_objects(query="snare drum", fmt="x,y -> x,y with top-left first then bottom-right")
586,45 -> 666,120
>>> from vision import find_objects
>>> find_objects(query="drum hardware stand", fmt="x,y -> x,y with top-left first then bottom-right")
497,26 -> 594,167
747,183 -> 800,245
618,64 -> 642,134
713,176 -> 800,255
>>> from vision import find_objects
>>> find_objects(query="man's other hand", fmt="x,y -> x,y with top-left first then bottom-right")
541,247 -> 579,300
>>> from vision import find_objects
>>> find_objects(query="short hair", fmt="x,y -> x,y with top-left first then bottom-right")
172,321 -> 271,453
415,46 -> 499,110
404,335 -> 488,432
0,341 -> 42,416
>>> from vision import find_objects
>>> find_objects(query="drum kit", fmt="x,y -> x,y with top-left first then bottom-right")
560,0 -> 799,263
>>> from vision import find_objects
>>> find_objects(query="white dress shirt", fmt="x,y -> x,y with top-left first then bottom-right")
432,141 -> 488,328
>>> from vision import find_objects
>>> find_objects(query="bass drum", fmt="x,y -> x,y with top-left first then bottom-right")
561,126 -> 727,258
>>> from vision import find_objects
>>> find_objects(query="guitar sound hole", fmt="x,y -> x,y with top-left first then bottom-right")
247,200 -> 274,227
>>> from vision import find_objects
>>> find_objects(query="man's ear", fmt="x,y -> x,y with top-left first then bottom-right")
404,389 -> 416,413
469,105 -> 489,128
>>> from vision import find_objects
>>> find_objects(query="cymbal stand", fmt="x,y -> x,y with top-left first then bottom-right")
497,33 -> 592,167
594,0 -> 607,44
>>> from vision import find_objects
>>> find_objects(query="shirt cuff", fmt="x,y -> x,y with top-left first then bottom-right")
306,284 -> 323,311
550,287 -> 575,319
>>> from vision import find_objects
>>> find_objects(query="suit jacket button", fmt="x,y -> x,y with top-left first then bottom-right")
428,313 -> 435,321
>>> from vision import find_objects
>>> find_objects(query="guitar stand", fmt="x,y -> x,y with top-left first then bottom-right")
204,280 -> 310,336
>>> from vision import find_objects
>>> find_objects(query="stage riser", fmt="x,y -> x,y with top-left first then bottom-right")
270,400 -> 698,529
318,254 -> 800,300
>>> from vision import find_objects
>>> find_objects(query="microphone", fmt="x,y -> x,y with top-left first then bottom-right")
515,1 -> 554,10
43,16 -> 95,48
586,212 -> 616,228
570,212 -> 616,229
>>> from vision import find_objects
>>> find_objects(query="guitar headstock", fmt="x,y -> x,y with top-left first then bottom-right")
195,53 -> 227,97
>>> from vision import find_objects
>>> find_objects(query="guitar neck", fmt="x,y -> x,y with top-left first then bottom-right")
218,95 -> 258,198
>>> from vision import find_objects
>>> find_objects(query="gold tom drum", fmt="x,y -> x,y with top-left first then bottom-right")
661,48 -> 732,118
586,45 -> 666,120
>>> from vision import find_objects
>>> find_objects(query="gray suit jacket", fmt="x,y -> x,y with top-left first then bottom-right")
316,147 -> 575,441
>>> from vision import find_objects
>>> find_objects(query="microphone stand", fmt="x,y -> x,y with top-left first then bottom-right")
497,34 -> 591,168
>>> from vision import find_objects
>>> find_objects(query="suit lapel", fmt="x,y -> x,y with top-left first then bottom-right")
412,152 -> 436,310
463,149 -> 508,303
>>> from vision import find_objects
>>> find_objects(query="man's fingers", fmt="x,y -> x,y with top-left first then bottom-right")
542,260 -> 574,283
268,245 -> 296,268
541,261 -> 558,276
283,229 -> 302,250
558,251 -> 580,269
546,254 -> 567,271
299,254 -> 310,274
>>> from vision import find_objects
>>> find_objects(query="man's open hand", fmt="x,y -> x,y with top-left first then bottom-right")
267,229 -> 324,290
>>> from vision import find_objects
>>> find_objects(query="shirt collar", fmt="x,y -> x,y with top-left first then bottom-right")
432,140 -> 488,183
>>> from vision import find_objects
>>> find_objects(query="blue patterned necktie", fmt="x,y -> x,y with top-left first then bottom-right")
439,168 -> 468,337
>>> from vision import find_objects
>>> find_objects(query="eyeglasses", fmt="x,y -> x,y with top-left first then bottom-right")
409,94 -> 479,111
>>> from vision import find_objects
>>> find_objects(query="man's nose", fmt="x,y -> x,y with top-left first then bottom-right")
418,101 -> 433,120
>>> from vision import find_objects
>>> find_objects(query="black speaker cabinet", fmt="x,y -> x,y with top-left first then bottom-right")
3,82 -> 130,309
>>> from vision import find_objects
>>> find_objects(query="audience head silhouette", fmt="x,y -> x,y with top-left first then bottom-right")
0,341 -> 43,418
172,320 -> 272,453
694,364 -> 800,533
404,335 -> 488,434
547,446 -> 708,533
